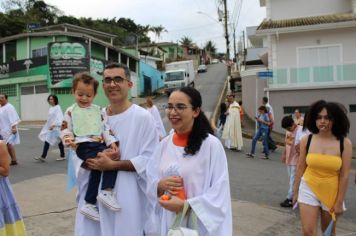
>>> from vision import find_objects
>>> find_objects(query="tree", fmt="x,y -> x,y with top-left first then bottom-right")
205,40 -> 217,56
179,36 -> 193,48
149,25 -> 167,42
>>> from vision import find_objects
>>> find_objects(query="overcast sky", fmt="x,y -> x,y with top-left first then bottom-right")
43,0 -> 266,53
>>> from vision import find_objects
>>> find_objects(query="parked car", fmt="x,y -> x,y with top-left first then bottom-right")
211,59 -> 219,64
197,64 -> 207,73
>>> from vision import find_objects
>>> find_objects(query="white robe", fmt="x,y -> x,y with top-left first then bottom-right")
38,105 -> 63,145
147,134 -> 232,236
147,105 -> 166,139
74,104 -> 159,236
222,101 -> 243,149
0,103 -> 21,144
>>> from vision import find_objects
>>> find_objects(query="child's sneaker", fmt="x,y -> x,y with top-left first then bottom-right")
97,190 -> 121,211
260,155 -> 269,160
34,156 -> 46,162
80,203 -> 100,221
280,198 -> 293,208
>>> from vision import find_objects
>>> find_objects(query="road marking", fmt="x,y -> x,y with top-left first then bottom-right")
18,127 -> 30,131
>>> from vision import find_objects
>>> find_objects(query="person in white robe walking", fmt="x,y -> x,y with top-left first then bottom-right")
222,94 -> 243,151
147,87 -> 232,235
0,94 -> 21,165
72,63 -> 159,236
35,95 -> 65,162
146,97 -> 166,140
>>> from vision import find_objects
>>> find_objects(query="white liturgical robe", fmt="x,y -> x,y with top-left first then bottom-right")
74,104 -> 159,236
0,103 -> 21,144
38,105 -> 63,145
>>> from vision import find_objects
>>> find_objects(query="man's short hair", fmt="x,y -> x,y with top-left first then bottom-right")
0,94 -> 8,99
104,63 -> 131,81
262,97 -> 268,103
281,115 -> 294,129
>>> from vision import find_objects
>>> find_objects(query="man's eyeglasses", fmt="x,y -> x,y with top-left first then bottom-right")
103,76 -> 129,85
164,104 -> 193,113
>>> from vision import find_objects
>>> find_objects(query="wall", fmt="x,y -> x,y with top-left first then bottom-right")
270,0 -> 351,20
139,61 -> 164,95
275,28 -> 356,69
241,70 -> 268,119
16,38 -> 27,60
269,87 -> 356,144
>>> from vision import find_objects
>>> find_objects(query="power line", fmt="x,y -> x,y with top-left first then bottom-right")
168,23 -> 220,32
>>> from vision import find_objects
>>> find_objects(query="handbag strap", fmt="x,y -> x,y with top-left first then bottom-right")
171,201 -> 190,229
170,201 -> 198,230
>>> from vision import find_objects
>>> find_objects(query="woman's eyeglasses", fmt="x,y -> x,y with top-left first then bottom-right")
164,104 -> 193,113
103,76 -> 129,85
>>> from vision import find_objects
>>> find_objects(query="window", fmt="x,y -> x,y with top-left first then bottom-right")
52,88 -> 71,94
0,85 -> 17,97
21,86 -> 34,95
32,47 -> 48,58
35,85 -> 49,94
283,106 -> 309,114
350,105 -> 356,113
129,58 -> 136,73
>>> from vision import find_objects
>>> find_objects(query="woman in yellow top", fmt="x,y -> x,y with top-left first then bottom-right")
293,100 -> 352,236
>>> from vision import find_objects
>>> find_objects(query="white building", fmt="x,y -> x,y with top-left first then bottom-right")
252,0 -> 356,143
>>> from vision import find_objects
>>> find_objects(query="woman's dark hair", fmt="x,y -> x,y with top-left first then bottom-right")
302,109 -> 309,131
220,102 -> 227,114
258,105 -> 267,113
47,94 -> 59,105
306,100 -> 349,139
175,87 -> 214,156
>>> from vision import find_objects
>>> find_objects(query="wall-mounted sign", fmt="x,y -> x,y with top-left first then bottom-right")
0,56 -> 47,79
48,42 -> 89,85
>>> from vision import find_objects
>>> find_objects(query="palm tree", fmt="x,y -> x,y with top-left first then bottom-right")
150,25 -> 167,42
205,40 -> 217,56
179,36 -> 193,48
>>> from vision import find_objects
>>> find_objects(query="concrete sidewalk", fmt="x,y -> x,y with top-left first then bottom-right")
12,174 -> 356,235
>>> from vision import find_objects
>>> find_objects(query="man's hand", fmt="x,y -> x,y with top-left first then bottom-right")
103,147 -> 120,161
86,152 -> 116,171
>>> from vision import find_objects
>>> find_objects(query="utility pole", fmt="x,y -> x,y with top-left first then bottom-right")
223,0 -> 231,76
233,27 -> 236,62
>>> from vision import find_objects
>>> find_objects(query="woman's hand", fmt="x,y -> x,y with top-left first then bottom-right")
159,196 -> 185,213
11,126 -> 17,134
331,201 -> 344,216
49,125 -> 55,130
158,176 -> 183,196
292,192 -> 298,206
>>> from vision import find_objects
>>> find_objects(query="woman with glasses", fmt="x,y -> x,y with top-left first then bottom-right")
35,95 -> 65,162
147,87 -> 232,235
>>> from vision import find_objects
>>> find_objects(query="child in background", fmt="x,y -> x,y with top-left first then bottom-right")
246,106 -> 270,159
280,115 -> 302,207
61,72 -> 120,222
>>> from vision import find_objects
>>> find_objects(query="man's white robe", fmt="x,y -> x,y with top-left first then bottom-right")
222,101 -> 243,150
74,104 -> 159,236
38,105 -> 63,145
147,134 -> 232,236
0,103 -> 21,144
147,105 -> 166,139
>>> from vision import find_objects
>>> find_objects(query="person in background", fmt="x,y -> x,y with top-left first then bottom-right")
294,109 -> 304,126
146,97 -> 166,140
0,140 -> 26,235
294,110 -> 311,156
147,87 -> 232,235
222,94 -> 243,151
35,95 -> 65,162
262,96 -> 277,151
293,100 -> 352,236
238,101 -> 244,127
246,106 -> 270,159
280,115 -> 302,208
0,94 -> 21,166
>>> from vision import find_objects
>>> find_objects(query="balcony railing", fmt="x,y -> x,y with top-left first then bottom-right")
269,63 -> 356,88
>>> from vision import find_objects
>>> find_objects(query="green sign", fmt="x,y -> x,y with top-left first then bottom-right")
50,42 -> 86,60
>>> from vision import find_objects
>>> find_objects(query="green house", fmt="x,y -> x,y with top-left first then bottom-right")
0,24 -> 140,121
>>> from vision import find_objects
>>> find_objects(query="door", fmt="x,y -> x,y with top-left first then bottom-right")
143,75 -> 152,96
20,85 -> 49,121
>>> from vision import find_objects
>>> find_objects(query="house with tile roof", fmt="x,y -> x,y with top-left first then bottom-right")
254,0 -> 356,144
